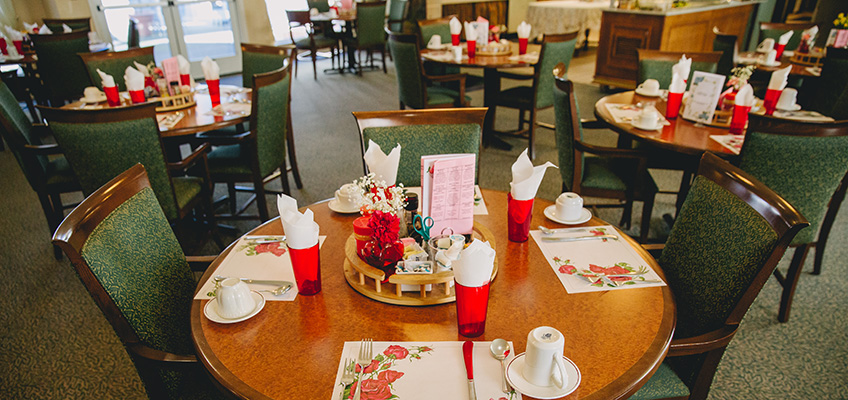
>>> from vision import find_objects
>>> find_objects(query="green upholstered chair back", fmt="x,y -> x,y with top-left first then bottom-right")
712,30 -> 738,77
535,33 -> 577,109
388,33 -> 426,109
737,115 -> 848,246
808,48 -> 848,120
758,22 -> 816,51
355,2 -> 388,48
30,31 -> 92,104
552,77 -> 584,191
250,65 -> 291,178
307,0 -> 330,12
79,47 -> 155,91
43,18 -> 91,32
387,0 -> 409,32
41,103 -> 183,220
637,50 -> 721,90
241,43 -> 291,89
417,16 -> 452,46
0,80 -> 48,186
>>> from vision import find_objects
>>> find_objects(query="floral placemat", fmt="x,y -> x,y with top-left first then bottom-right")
332,341 -> 520,400
710,134 -> 744,155
530,225 -> 665,294
194,236 -> 326,301
604,103 -> 671,127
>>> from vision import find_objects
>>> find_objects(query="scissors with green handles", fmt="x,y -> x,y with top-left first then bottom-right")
413,214 -> 434,241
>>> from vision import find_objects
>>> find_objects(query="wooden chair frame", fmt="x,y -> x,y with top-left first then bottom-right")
636,49 -> 724,66
415,15 -> 456,48
352,107 -> 487,183
51,164 -> 217,399
286,10 -> 339,80
29,30 -> 91,106
78,46 -> 155,88
712,26 -> 738,76
43,17 -> 91,32
344,1 -> 388,75
742,113 -> 848,323
387,31 -> 467,109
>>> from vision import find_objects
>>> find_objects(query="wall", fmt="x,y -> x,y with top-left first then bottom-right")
9,0 -> 48,27
426,0 -> 532,31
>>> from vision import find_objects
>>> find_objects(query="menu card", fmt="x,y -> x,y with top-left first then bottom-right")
421,154 -> 476,235
161,57 -> 180,94
682,71 -> 726,124
404,185 -> 488,215
710,134 -> 744,155
530,226 -> 665,294
332,341 -> 520,400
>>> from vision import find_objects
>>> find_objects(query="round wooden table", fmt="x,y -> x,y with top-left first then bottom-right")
191,189 -> 675,400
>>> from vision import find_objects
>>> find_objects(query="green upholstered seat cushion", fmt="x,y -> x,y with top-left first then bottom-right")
172,176 -> 203,211
362,123 -> 481,186
629,362 -> 690,400
419,22 -> 451,45
389,37 -> 426,109
659,176 -> 778,339
242,50 -> 287,89
294,34 -> 338,50
638,60 -> 718,91
83,53 -> 155,92
425,86 -> 470,106
738,131 -> 848,245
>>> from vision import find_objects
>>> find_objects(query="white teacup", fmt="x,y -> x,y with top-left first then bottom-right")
335,183 -> 363,210
83,86 -> 104,102
428,35 -> 442,49
637,79 -> 660,95
777,88 -> 798,110
757,38 -> 775,53
555,192 -> 583,221
453,45 -> 463,62
635,107 -> 660,129
523,326 -> 568,388
216,278 -> 255,319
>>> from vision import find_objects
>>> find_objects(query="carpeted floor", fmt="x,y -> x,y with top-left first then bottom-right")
1,51 -> 846,399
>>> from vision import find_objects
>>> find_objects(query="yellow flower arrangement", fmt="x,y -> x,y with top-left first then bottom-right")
835,13 -> 848,29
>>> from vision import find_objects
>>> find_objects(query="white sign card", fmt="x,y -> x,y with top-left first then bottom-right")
682,71 -> 726,124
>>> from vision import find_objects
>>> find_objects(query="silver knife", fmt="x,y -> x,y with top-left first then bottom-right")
541,234 -> 618,242
239,278 -> 293,286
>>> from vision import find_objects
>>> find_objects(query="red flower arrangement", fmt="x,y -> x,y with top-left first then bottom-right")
361,211 -> 404,278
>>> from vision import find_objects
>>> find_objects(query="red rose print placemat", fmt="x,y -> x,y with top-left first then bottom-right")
530,226 -> 665,294
333,341 -> 521,400
194,236 -> 326,301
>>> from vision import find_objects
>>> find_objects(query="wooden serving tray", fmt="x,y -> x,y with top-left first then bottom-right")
152,92 -> 196,112
476,49 -> 512,57
343,221 -> 497,306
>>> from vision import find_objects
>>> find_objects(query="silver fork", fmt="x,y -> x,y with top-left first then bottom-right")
353,339 -> 373,400
339,358 -> 355,400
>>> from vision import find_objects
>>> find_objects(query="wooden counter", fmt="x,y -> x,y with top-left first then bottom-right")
593,1 -> 757,89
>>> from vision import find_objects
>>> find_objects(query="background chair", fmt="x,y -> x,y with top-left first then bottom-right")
804,47 -> 848,120
128,18 -> 141,49
553,74 -> 656,243
43,18 -> 91,32
416,15 -> 452,47
386,0 -> 410,33
736,114 -> 848,323
52,164 -> 227,399
387,32 -> 468,110
637,50 -> 722,90
39,103 -> 219,242
353,107 -> 486,186
286,10 -> 340,80
343,1 -> 388,75
306,0 -> 330,12
197,65 -> 295,222
0,78 -> 80,259
490,32 -> 578,160
712,27 -> 738,77
29,30 -> 92,106
757,21 -> 817,51
0,69 -> 39,122
78,47 -> 155,91
630,153 -> 808,400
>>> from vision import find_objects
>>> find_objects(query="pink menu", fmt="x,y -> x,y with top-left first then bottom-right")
420,154 -> 475,235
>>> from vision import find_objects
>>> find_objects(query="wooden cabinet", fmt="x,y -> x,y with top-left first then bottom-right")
594,3 -> 756,89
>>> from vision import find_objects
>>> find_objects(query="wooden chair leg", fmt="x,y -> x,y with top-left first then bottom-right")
528,109 -> 537,160
382,48 -> 387,73
254,176 -> 270,222
619,198 -> 633,229
286,107 -> 303,190
777,244 -> 811,323
639,194 -> 654,243
685,346 -> 729,400
227,182 -> 237,214
38,192 -> 62,260
813,175 -> 846,275
311,48 -> 318,80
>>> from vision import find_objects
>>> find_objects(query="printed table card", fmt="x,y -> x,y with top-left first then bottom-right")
682,71 -> 726,124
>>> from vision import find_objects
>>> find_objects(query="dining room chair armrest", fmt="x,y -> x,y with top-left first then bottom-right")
127,342 -> 198,364
23,143 -> 63,156
186,255 -> 218,272
575,140 -> 650,160
167,143 -> 210,171
667,325 -> 739,357
495,70 -> 534,81
580,119 -> 607,130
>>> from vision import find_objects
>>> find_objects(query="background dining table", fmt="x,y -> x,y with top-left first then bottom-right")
191,189 -> 675,400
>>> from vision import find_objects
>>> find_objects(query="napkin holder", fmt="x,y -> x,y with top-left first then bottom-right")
790,48 -> 825,67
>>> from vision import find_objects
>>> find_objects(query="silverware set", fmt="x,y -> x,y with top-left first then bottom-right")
339,358 -> 355,400
353,338 -> 372,400
538,225 -> 619,242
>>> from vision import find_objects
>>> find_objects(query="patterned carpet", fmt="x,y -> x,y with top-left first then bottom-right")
1,53 -> 846,399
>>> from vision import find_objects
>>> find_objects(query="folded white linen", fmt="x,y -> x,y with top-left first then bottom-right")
735,84 -> 755,107
449,17 -> 462,35
768,66 -> 791,90
277,194 -> 320,249
363,140 -> 401,186
124,66 -> 145,91
517,21 -> 531,39
97,69 -> 116,88
452,239 -> 495,287
201,56 -> 220,80
509,148 -> 557,201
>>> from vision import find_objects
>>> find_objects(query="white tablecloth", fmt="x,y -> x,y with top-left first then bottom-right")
525,0 -> 611,45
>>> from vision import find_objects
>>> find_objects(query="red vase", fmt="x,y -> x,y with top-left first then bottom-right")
362,240 -> 404,281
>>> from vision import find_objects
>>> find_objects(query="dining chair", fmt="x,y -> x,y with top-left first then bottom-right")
630,152 -> 808,400
735,113 -> 848,323
757,21 -> 817,51
711,26 -> 738,77
38,102 -> 220,244
0,78 -> 80,259
29,30 -> 92,106
352,107 -> 487,186
490,31 -> 578,160
43,17 -> 91,32
416,15 -> 453,47
52,163 -> 228,400
196,64 -> 295,222
414,15 -> 484,90
636,50 -> 722,90
0,69 -> 39,122
386,0 -> 410,33
553,73 -> 657,243
343,1 -> 388,75
78,47 -> 155,91
386,32 -> 469,110
306,0 -> 330,12
128,18 -> 141,49
805,47 -> 848,120
286,10 -> 340,80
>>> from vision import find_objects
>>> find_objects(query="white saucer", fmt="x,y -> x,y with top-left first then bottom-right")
757,59 -> 782,67
544,205 -> 592,225
426,43 -> 450,50
506,353 -> 581,399
630,119 -> 662,131
204,291 -> 265,324
328,199 -> 361,214
776,103 -> 801,111
80,93 -> 107,103
635,87 -> 662,97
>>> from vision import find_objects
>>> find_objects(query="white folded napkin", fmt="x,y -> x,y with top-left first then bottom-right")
427,35 -> 442,49
97,69 -> 116,88
735,83 -> 755,107
364,140 -> 401,186
802,26 -> 818,41
177,55 -> 191,74
464,22 -> 477,41
672,54 -> 691,83
765,49 -> 778,64
23,22 -> 37,34
5,27 -> 22,41
778,30 -> 793,45
768,66 -> 791,90
133,61 -> 150,76
449,17 -> 462,35
453,239 -> 495,287
277,194 -> 320,249
62,23 -> 71,33
201,56 -> 220,80
124,66 -> 145,91
5,41 -> 19,57
476,16 -> 488,43
38,24 -> 52,35
517,21 -> 531,39
669,72 -> 686,93
509,148 -> 557,201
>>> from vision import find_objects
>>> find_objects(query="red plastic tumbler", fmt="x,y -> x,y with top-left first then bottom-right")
207,79 -> 221,106
451,34 -> 460,46
103,86 -> 121,107
180,74 -> 191,86
764,88 -> 782,115
518,38 -> 528,55
729,104 -> 752,134
12,40 -> 22,54
508,192 -> 534,242
467,40 -> 476,58
775,43 -> 786,61
0,38 -> 7,56
289,243 -> 322,295
666,91 -> 684,119
455,281 -> 490,337
129,90 -> 145,104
